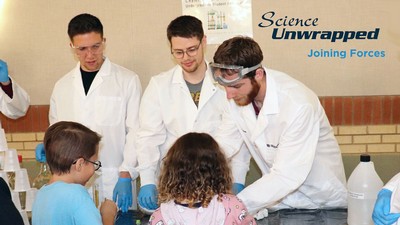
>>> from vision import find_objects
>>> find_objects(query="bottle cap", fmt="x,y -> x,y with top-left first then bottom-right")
360,154 -> 370,162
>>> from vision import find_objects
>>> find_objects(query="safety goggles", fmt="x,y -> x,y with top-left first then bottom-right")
209,62 -> 261,85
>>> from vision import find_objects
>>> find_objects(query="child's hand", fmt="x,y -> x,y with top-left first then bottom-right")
100,198 -> 118,221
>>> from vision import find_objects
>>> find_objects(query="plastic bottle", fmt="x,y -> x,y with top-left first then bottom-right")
32,162 -> 51,189
347,154 -> 383,225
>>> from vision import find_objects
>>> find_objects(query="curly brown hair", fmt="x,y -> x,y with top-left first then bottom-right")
158,132 -> 232,208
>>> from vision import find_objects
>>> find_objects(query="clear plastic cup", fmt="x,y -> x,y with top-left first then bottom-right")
19,210 -> 30,225
25,188 -> 38,211
3,149 -> 21,172
14,169 -> 31,192
11,191 -> 22,211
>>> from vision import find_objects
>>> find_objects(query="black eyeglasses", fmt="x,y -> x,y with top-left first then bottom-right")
73,158 -> 102,171
171,42 -> 202,59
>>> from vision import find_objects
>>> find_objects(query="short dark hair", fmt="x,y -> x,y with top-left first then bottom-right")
213,36 -> 263,77
158,132 -> 232,208
67,13 -> 103,40
44,121 -> 101,175
167,15 -> 204,43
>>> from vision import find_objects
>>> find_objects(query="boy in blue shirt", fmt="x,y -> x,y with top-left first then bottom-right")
32,121 -> 117,225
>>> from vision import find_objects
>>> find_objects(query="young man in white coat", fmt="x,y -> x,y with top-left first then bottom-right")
210,36 -> 347,217
35,14 -> 141,213
136,15 -> 248,211
0,59 -> 30,150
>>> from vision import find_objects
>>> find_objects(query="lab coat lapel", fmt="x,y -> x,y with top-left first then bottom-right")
86,58 -> 110,96
72,63 -> 86,99
240,104 -> 257,134
172,67 -> 197,127
197,69 -> 217,112
251,70 -> 279,141
230,101 -> 253,138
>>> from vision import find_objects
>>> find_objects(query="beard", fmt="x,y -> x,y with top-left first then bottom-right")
234,77 -> 260,106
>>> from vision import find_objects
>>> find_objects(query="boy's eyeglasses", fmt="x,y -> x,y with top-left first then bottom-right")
73,158 -> 102,171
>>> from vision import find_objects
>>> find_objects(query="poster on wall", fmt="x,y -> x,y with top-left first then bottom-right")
182,0 -> 253,44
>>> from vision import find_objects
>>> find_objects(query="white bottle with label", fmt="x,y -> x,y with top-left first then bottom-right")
347,154 -> 383,225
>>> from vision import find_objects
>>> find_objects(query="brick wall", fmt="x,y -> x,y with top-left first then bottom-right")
2,95 -> 400,159
334,125 -> 400,153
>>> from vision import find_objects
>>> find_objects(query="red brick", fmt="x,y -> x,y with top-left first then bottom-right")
382,96 -> 393,124
343,97 -> 353,125
353,97 -> 363,125
323,97 -> 334,125
7,116 -> 18,133
363,97 -> 374,124
333,97 -> 343,125
38,105 -> 50,132
371,96 -> 382,125
393,96 -> 400,124
31,106 -> 41,132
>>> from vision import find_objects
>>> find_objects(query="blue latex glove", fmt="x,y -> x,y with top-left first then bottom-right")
138,184 -> 158,210
113,177 -> 133,213
35,143 -> 46,163
372,188 -> 400,225
232,183 -> 245,195
0,60 -> 10,82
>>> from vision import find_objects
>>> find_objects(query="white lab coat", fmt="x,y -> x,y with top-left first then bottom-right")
217,68 -> 347,214
385,173 -> 400,224
0,78 -> 30,150
49,58 -> 141,200
385,173 -> 400,192
136,63 -> 248,186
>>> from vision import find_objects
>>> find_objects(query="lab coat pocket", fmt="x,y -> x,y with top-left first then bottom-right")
258,142 -> 278,168
95,96 -> 123,126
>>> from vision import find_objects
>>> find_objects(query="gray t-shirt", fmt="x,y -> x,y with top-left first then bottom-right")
185,79 -> 203,107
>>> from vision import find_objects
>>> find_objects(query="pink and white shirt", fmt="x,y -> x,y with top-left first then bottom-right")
149,194 -> 255,225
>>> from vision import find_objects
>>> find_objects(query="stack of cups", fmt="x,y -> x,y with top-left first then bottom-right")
25,188 -> 38,211
1,149 -> 34,225
3,149 -> 20,191
14,168 -> 32,210
10,188 -> 30,225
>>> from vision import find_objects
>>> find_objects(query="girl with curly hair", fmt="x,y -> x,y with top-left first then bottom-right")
149,132 -> 255,224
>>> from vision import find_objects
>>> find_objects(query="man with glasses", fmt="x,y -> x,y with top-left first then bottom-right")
136,15 -> 248,212
35,13 -> 142,213
211,36 -> 347,218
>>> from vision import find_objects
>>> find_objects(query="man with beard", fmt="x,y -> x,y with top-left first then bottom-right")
211,36 -> 347,218
136,16 -> 248,212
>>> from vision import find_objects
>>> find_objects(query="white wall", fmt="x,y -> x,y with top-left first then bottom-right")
0,0 -> 399,104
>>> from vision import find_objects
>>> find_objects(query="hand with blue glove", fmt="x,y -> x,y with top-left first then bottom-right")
0,60 -> 10,83
138,184 -> 158,210
35,143 -> 46,163
232,183 -> 245,195
112,177 -> 133,213
372,188 -> 400,225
